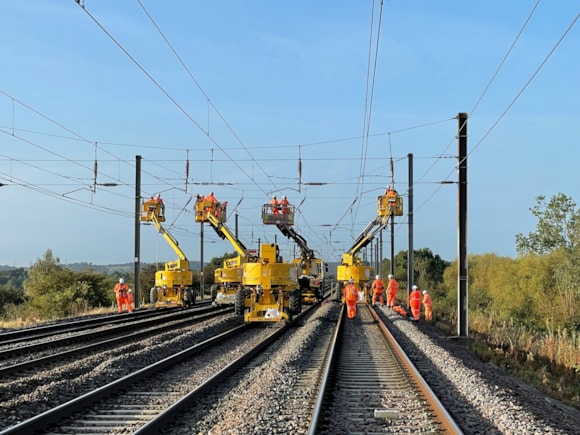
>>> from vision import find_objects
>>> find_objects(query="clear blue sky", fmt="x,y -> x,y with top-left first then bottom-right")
0,1 -> 578,268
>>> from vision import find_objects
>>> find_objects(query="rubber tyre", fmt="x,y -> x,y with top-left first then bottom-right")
234,287 -> 246,317
184,288 -> 195,308
290,289 -> 302,315
149,287 -> 157,305
210,284 -> 218,302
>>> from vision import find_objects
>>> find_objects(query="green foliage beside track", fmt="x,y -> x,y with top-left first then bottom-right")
24,250 -> 116,319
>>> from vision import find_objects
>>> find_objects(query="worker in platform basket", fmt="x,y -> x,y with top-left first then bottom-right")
271,195 -> 280,215
279,195 -> 290,214
386,274 -> 399,308
114,278 -> 132,314
204,191 -> 218,203
385,185 -> 398,197
343,279 -> 359,319
371,274 -> 385,306
409,285 -> 422,321
154,193 -> 165,217
422,290 -> 433,321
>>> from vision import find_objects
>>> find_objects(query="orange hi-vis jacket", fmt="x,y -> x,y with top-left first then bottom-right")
271,197 -> 280,214
387,278 -> 399,295
279,198 -> 290,213
344,283 -> 359,302
114,282 -> 129,298
372,278 -> 385,294
409,289 -> 422,308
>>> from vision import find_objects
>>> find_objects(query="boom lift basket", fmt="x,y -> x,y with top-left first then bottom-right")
140,198 -> 166,222
262,203 -> 295,225
195,200 -> 227,223
377,193 -> 403,217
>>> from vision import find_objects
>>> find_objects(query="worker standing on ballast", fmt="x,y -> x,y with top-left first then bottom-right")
409,285 -> 421,321
343,279 -> 359,319
422,290 -> 433,321
386,274 -> 399,308
114,278 -> 132,314
371,274 -> 385,306
127,289 -> 134,311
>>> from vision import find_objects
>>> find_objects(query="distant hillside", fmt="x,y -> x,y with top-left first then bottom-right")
64,261 -> 203,274
3,260 -> 325,274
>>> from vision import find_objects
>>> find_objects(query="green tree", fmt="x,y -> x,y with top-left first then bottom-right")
139,263 -> 158,295
0,268 -> 28,316
0,285 -> 26,316
24,250 -> 75,318
203,252 -> 237,287
393,248 -> 450,291
75,270 -> 115,308
24,250 -> 117,319
515,193 -> 580,255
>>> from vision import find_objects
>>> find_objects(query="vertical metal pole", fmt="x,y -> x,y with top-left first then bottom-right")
235,213 -> 239,240
390,216 -> 395,276
200,223 -> 204,299
379,231 -> 383,277
134,155 -> 142,309
458,113 -> 469,337
407,153 -> 414,308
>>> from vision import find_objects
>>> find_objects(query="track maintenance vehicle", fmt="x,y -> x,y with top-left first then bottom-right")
337,188 -> 403,302
261,200 -> 326,304
195,197 -> 301,322
140,196 -> 195,309
194,196 -> 257,306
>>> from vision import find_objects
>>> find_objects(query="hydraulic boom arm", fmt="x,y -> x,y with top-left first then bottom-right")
151,213 -> 188,261
206,212 -> 248,258
343,214 -> 390,264
277,224 -> 314,263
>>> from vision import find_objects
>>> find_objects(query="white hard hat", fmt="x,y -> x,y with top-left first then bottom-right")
423,290 -> 427,294
128,289 -> 132,292
348,279 -> 354,284
375,275 -> 380,280
119,278 -> 124,284
412,285 -> 418,290
388,274 -> 394,279
282,195 -> 286,199
272,195 -> 276,198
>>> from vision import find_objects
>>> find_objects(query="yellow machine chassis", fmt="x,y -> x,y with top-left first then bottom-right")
140,198 -> 195,309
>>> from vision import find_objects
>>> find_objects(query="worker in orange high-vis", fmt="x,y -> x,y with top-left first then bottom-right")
386,274 -> 399,308
422,290 -> 433,321
409,285 -> 422,321
114,278 -> 132,313
204,191 -> 218,203
343,279 -> 359,319
371,274 -> 385,306
127,289 -> 134,311
279,195 -> 290,214
271,195 -> 280,215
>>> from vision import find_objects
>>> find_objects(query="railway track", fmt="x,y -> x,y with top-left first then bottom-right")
0,300 -> 461,434
0,305 -> 232,379
311,304 -> 461,433
0,318 -> 289,434
2,289 -> 578,434
0,301 -> 213,347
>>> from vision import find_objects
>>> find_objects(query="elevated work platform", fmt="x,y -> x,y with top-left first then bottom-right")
262,203 -> 295,225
